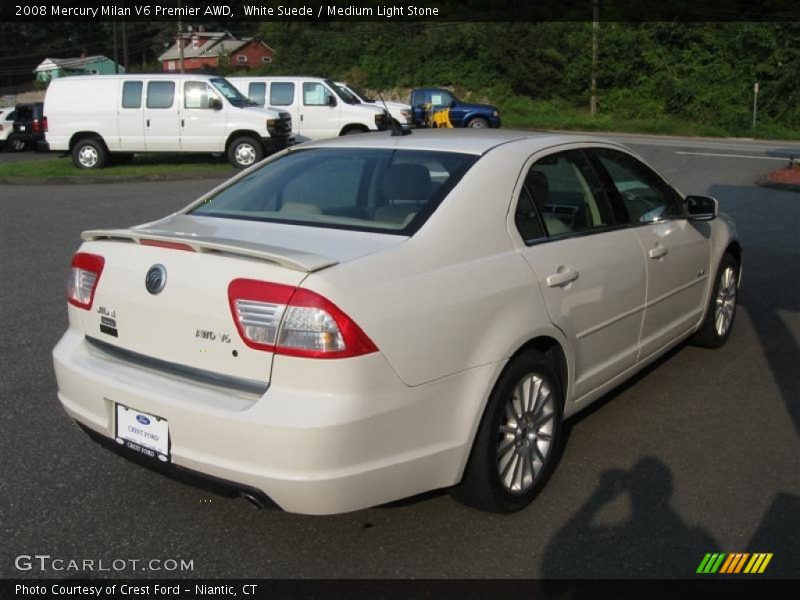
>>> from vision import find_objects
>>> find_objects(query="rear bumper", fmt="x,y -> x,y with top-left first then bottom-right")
36,140 -> 50,152
53,329 -> 500,514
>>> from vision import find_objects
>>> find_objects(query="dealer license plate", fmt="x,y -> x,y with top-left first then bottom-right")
115,404 -> 170,462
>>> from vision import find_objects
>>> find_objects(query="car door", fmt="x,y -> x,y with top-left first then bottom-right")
298,81 -> 340,141
143,80 -> 180,151
179,80 -> 225,152
588,147 -> 712,360
513,148 -> 647,401
117,80 -> 145,151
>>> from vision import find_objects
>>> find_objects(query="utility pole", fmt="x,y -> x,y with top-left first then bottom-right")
122,20 -> 129,72
178,0 -> 185,73
752,82 -> 759,129
591,0 -> 599,118
112,22 -> 119,73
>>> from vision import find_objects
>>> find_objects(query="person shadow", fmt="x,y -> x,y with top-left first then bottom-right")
541,456 -> 719,585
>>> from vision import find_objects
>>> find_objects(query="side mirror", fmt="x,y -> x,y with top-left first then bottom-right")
685,195 -> 718,221
208,97 -> 223,110
327,95 -> 337,107
449,100 -> 456,108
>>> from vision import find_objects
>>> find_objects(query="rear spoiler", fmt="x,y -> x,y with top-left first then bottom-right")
81,229 -> 338,273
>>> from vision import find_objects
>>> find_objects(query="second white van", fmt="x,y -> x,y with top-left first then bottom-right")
227,76 -> 389,143
44,74 -> 294,169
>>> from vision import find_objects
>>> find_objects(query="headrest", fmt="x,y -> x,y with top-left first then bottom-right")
382,164 -> 432,201
526,170 -> 549,208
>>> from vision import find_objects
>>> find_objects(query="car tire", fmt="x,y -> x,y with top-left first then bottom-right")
467,117 -> 490,129
691,252 -> 739,348
451,349 -> 564,513
342,127 -> 368,136
227,136 -> 263,169
72,138 -> 108,169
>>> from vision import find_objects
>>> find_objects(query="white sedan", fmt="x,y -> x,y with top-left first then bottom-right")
53,130 -> 741,514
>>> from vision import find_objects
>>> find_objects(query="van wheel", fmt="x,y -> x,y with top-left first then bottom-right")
342,127 -> 369,136
451,349 -> 564,513
72,138 -> 107,169
228,137 -> 263,169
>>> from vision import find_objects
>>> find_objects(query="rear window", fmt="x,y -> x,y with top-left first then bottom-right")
189,148 -> 479,235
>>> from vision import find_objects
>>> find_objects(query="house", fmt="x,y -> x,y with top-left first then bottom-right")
34,55 -> 124,81
158,30 -> 274,73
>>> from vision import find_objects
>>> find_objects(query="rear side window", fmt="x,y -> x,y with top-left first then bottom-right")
121,81 -> 142,108
524,150 -> 614,237
270,82 -> 294,106
146,81 -> 175,109
248,82 -> 266,106
189,148 -> 479,235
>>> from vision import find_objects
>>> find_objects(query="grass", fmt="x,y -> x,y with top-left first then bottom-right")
497,96 -> 799,141
0,153 -> 236,180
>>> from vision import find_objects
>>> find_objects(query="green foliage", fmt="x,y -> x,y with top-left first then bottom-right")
257,21 -> 799,138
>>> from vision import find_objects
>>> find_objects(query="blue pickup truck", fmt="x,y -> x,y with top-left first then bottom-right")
409,88 -> 501,129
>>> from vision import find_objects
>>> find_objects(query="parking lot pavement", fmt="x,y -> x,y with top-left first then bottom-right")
0,136 -> 798,579
0,148 -> 57,163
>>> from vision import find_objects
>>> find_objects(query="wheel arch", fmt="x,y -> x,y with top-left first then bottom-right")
339,123 -> 370,136
69,131 -> 107,152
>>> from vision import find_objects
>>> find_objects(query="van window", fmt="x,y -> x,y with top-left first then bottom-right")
184,81 -> 217,109
248,82 -> 266,106
146,81 -> 175,109
121,81 -> 142,108
303,82 -> 333,106
270,82 -> 294,106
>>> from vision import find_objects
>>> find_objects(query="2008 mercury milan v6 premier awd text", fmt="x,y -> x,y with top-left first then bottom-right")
53,129 -> 741,515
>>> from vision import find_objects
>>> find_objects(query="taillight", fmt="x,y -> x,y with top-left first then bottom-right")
43,116 -> 48,132
228,279 -> 378,359
67,252 -> 105,310
31,119 -> 41,133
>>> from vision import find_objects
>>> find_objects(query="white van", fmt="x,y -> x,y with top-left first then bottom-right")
335,82 -> 412,129
44,74 -> 294,169
227,76 -> 389,143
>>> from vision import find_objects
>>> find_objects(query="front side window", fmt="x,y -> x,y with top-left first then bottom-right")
121,81 -> 143,108
591,148 -> 683,224
248,82 -> 266,106
184,81 -> 219,109
209,77 -> 252,107
303,82 -> 334,106
146,81 -> 175,109
189,148 -> 479,235
270,82 -> 294,106
524,150 -> 614,237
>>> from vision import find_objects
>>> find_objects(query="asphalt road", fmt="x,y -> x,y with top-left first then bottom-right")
1,133 -> 798,580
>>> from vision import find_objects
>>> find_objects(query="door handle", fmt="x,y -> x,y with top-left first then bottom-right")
648,245 -> 668,259
146,119 -> 150,128
546,268 -> 579,287
181,119 -> 185,128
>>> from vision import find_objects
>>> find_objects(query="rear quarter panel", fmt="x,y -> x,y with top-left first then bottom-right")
45,78 -> 121,151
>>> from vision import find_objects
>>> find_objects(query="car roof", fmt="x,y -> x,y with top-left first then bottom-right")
293,128 -> 619,156
228,76 -> 330,83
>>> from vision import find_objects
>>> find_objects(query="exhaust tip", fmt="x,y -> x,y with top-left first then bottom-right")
241,492 -> 267,509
